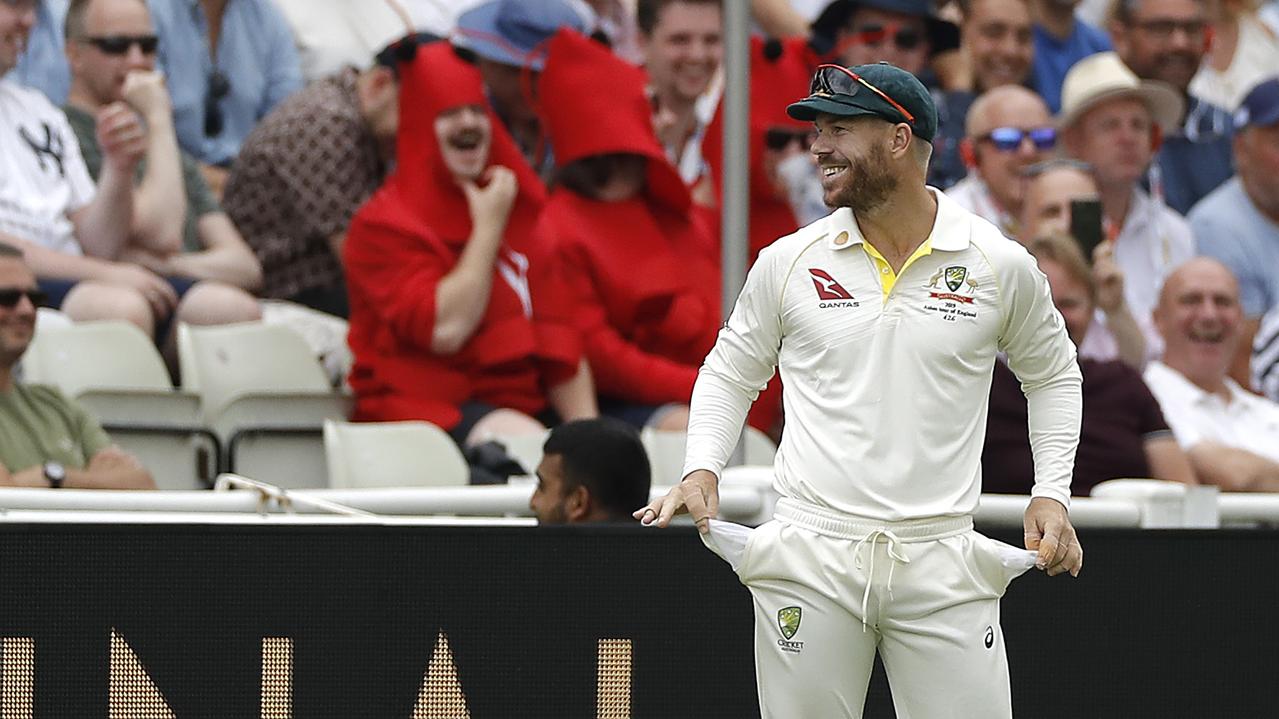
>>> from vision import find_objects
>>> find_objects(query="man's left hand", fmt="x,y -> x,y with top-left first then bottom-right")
1023,497 -> 1083,577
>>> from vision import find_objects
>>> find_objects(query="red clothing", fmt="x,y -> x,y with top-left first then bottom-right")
344,42 -> 579,429
701,36 -> 819,263
536,31 -> 720,406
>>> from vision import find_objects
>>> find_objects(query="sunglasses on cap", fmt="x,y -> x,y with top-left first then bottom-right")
82,34 -> 159,55
204,70 -> 230,138
848,23 -> 922,51
979,126 -> 1056,152
0,288 -> 46,309
764,127 -> 817,150
810,63 -> 917,124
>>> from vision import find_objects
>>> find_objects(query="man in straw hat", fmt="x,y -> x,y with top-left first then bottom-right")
1058,50 -> 1196,365
637,60 -> 1083,718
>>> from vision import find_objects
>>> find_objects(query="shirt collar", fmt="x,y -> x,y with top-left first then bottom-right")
826,188 -> 971,252
1150,360 -> 1251,409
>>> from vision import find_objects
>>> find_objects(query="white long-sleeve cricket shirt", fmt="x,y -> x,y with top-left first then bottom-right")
683,190 -> 1082,520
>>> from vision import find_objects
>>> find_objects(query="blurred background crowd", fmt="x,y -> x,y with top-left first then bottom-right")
2,0 -> 1278,501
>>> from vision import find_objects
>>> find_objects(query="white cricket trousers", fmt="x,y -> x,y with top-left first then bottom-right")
703,497 -> 1036,719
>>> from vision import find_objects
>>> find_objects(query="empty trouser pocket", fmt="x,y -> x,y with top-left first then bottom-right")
701,519 -> 758,574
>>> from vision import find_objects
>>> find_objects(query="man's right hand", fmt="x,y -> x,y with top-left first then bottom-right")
460,166 -> 517,237
101,262 -> 178,317
122,70 -> 172,119
633,469 -> 720,534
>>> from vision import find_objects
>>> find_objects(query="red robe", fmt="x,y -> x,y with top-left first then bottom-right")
344,42 -> 580,429
535,30 -> 720,407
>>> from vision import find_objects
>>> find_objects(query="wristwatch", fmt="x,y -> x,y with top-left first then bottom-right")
42,461 -> 66,489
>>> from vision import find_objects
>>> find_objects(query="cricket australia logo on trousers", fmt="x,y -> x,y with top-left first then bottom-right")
777,606 -> 804,653
808,268 -> 859,308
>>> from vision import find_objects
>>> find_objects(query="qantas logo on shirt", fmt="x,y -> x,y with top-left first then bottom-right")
808,268 -> 859,308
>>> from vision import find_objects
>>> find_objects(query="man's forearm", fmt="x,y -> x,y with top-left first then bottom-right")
682,366 -> 757,481
131,112 -> 186,254
74,163 -> 135,259
547,359 -> 598,421
1103,303 -> 1147,370
1,233 -> 115,281
65,465 -> 155,490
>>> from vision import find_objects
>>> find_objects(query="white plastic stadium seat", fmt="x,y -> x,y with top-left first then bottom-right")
178,322 -> 351,488
641,426 -> 778,485
21,320 -> 215,489
324,419 -> 469,488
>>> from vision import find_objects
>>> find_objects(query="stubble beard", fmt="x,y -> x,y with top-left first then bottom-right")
825,143 -> 899,215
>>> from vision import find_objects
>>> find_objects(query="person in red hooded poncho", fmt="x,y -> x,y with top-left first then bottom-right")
535,30 -> 721,431
344,40 -> 597,446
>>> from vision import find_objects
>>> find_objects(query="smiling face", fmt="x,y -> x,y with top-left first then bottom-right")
434,104 -> 492,182
1154,258 -> 1243,392
963,0 -> 1033,92
812,113 -> 900,214
640,0 -> 722,107
0,257 -> 38,369
968,86 -> 1054,214
1110,0 -> 1206,93
0,0 -> 36,75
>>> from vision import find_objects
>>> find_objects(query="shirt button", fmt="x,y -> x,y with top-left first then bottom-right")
881,267 -> 889,274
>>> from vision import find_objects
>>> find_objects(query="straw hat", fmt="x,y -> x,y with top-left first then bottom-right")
1057,52 -> 1184,133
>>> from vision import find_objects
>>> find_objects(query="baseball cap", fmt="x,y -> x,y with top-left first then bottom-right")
787,61 -> 939,142
452,0 -> 596,71
1234,77 -> 1279,130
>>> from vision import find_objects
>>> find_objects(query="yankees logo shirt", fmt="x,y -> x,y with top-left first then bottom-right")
0,79 -> 95,256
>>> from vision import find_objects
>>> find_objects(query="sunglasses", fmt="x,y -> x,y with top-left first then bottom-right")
82,34 -> 159,55
0,288 -> 47,309
810,63 -> 917,124
204,70 -> 230,138
980,126 -> 1057,152
764,127 -> 816,150
848,23 -> 922,51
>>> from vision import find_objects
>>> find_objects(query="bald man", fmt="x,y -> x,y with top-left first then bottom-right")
946,85 -> 1055,237
1144,258 -> 1279,492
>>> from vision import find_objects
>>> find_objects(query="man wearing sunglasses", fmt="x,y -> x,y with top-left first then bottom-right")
639,61 -> 1083,718
947,85 -> 1055,237
0,242 -> 154,490
60,0 -> 261,330
0,0 -> 187,334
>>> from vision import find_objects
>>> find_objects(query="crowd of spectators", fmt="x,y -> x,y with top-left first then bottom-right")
2,0 -> 1279,498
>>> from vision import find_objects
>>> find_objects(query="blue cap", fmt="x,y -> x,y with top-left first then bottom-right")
453,0 -> 595,71
1234,77 -> 1279,129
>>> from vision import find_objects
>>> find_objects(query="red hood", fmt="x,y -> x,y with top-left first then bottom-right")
379,41 -> 545,245
703,36 -> 817,200
537,29 -> 690,214
702,36 -> 817,260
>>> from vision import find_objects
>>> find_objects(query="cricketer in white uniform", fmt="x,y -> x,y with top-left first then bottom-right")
638,62 -> 1085,718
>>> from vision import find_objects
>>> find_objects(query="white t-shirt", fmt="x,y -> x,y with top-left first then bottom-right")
1144,360 -> 1279,463
0,79 -> 94,256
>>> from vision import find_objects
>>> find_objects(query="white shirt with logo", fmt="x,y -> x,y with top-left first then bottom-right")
0,79 -> 94,256
1143,360 -> 1279,463
683,190 -> 1082,520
